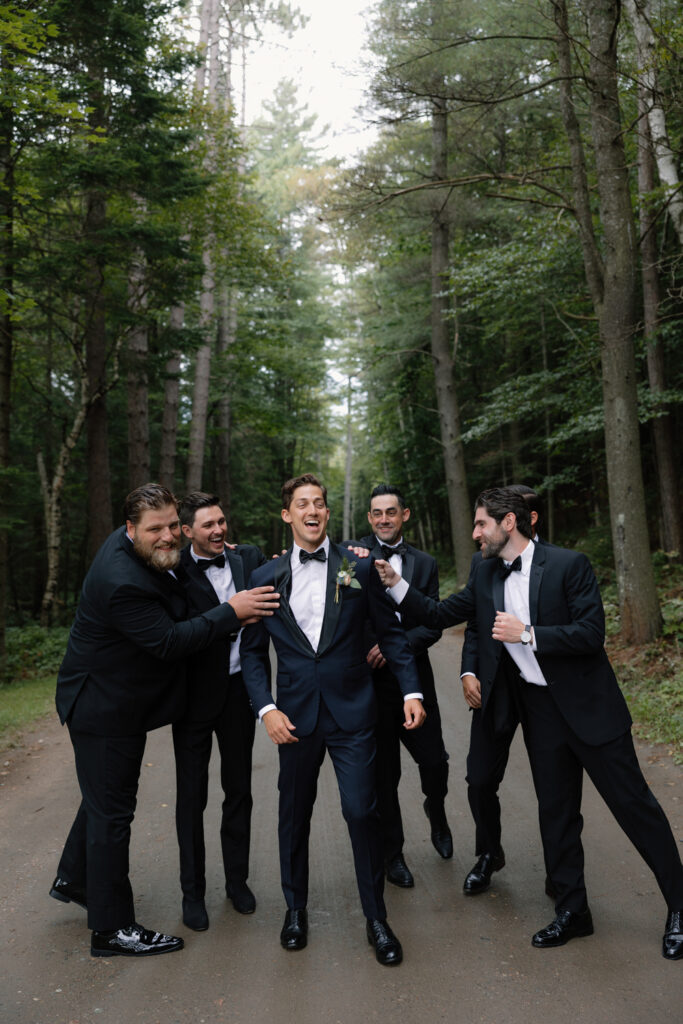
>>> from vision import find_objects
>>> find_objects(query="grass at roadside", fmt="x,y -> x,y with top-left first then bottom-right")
0,625 -> 67,747
0,674 -> 56,745
439,556 -> 683,765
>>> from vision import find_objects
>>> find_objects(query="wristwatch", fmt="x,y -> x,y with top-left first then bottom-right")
520,624 -> 532,645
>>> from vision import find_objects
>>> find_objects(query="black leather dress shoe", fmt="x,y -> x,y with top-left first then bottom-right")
182,897 -> 209,931
662,909 -> 683,960
91,923 -> 184,958
280,908 -> 308,951
226,881 -> 256,915
423,798 -> 453,859
385,854 -> 414,888
366,918 -> 403,966
532,907 -> 594,948
463,848 -> 505,895
49,876 -> 87,910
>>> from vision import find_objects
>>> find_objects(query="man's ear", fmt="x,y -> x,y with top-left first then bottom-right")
281,508 -> 292,525
126,519 -> 136,539
181,524 -> 192,539
402,507 -> 411,524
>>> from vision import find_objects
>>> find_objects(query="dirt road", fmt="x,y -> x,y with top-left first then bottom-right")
1,628 -> 681,1023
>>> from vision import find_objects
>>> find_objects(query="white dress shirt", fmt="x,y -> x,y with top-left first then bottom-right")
191,547 -> 242,676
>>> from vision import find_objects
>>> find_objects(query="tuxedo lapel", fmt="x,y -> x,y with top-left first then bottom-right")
317,543 -> 344,656
529,544 -> 545,625
273,550 -> 315,656
492,568 -> 505,617
402,548 -> 416,587
226,548 -> 245,594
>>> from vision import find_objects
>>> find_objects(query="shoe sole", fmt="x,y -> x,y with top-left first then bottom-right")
367,935 -> 403,965
49,888 -> 87,911
91,943 -> 184,958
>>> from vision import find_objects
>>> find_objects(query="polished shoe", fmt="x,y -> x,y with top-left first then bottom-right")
385,853 -> 414,888
182,897 -> 209,931
91,923 -> 184,958
662,909 -> 683,961
280,908 -> 308,951
532,907 -> 594,948
49,876 -> 87,910
463,848 -> 505,895
423,798 -> 453,859
366,918 -> 403,966
226,881 -> 256,915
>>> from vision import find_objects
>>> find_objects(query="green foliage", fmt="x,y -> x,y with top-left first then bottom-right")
3,625 -> 69,680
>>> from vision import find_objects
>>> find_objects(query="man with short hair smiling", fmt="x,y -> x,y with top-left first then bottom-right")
351,484 -> 451,889
240,473 -> 425,966
173,491 -> 270,931
50,483 -> 279,958
376,486 -> 683,961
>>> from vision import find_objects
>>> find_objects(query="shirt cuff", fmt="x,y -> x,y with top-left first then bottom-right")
388,577 -> 409,603
258,703 -> 277,721
403,692 -> 424,701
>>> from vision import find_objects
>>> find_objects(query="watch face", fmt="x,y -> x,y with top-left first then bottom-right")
521,630 -> 531,644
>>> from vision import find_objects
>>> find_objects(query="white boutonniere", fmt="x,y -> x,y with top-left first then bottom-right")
335,557 -> 362,603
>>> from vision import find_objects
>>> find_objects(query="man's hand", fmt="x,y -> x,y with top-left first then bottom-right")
347,545 -> 370,559
492,611 -> 525,643
462,673 -> 482,709
374,558 -> 400,587
403,698 -> 426,730
228,586 -> 280,623
263,708 -> 298,744
366,643 -> 386,670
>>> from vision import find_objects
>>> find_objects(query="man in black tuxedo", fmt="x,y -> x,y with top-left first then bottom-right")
351,484 -> 451,889
51,483 -> 279,958
460,484 -> 548,896
376,487 -> 683,960
240,473 -> 426,966
173,491 -> 270,932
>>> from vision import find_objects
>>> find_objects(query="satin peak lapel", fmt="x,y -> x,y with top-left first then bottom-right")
317,544 -> 345,656
226,549 -> 246,594
273,551 -> 314,656
528,545 -> 545,625
402,548 -> 416,587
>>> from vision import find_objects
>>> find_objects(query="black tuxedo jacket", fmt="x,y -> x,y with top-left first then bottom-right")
400,541 -> 632,747
354,534 -> 441,698
56,527 -> 243,736
179,544 -> 269,722
239,541 -> 421,736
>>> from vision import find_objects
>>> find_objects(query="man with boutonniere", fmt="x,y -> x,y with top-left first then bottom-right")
240,473 -> 426,966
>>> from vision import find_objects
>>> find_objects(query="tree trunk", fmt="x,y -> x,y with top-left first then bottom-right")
186,253 -> 214,492
216,286 -> 237,514
585,0 -> 661,640
624,0 -> 683,247
343,379 -> 352,539
636,88 -> 681,556
430,91 -> 472,583
158,305 -> 183,492
0,43 -> 13,669
126,248 -> 150,488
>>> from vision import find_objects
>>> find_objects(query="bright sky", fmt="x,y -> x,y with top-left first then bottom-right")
243,0 -> 378,161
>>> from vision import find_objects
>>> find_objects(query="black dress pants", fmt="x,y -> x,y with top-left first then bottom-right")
374,679 -> 449,859
57,727 -> 146,931
172,671 -> 256,899
518,681 -> 683,915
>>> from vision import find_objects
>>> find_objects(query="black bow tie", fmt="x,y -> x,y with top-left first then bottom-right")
381,542 -> 407,560
498,555 -> 522,580
299,547 -> 326,564
197,554 -> 226,571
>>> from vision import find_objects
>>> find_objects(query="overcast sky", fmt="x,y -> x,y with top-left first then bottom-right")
243,0 -> 378,161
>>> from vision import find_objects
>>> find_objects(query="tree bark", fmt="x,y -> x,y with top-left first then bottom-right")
186,253 -> 214,492
636,87 -> 681,555
0,42 -> 13,668
584,0 -> 661,640
158,305 -> 183,492
624,0 -> 683,247
126,247 -> 150,488
430,89 -> 472,584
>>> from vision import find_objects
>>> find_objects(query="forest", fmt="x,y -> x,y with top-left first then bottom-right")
0,0 -> 681,673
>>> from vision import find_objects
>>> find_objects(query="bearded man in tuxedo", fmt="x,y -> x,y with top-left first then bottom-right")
240,473 -> 425,966
376,487 -> 683,961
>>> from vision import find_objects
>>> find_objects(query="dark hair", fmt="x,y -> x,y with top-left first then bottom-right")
474,487 -> 532,539
508,483 -> 542,521
123,482 -> 177,525
179,491 -> 222,528
281,473 -> 328,510
370,484 -> 406,510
